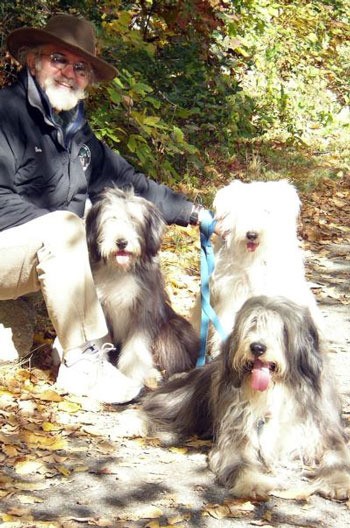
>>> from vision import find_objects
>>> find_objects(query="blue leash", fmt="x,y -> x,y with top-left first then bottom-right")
196,212 -> 228,367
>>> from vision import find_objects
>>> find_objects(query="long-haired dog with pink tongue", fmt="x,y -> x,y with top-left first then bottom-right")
86,186 -> 199,388
143,295 -> 350,500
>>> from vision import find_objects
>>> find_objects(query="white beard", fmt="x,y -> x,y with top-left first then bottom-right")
43,77 -> 86,112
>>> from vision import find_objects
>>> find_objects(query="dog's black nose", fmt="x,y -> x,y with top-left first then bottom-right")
246,231 -> 258,241
250,342 -> 266,356
116,239 -> 128,250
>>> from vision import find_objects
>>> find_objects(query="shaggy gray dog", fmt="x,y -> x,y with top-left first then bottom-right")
143,295 -> 350,500
86,187 -> 199,387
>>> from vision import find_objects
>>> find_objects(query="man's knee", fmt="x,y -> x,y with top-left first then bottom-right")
43,211 -> 86,249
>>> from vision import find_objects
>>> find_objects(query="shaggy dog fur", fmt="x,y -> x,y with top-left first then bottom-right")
191,179 -> 320,357
143,296 -> 350,500
86,186 -> 199,385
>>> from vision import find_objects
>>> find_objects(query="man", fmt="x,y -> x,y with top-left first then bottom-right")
0,14 -> 210,403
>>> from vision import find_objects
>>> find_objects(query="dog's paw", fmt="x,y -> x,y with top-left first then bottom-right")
114,408 -> 148,438
144,368 -> 163,389
314,470 -> 350,500
230,471 -> 277,500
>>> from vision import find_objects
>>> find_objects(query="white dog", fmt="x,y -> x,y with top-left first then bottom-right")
86,187 -> 199,387
192,179 -> 320,357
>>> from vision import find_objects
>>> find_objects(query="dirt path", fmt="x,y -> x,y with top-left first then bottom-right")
0,239 -> 349,528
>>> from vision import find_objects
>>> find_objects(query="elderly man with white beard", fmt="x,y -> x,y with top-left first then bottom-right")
0,14 -> 211,403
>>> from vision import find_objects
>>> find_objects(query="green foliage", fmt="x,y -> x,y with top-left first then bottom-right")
226,1 -> 349,142
92,0 -> 350,180
0,0 -> 348,187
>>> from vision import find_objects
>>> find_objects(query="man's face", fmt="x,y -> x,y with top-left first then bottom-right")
27,45 -> 91,111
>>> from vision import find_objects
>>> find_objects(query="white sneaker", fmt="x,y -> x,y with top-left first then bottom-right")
55,343 -> 142,404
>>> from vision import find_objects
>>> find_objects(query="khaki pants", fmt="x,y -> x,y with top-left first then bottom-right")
0,211 -> 108,351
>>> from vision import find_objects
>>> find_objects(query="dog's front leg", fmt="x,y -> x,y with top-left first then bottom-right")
209,436 -> 277,499
118,333 -> 159,386
312,440 -> 350,500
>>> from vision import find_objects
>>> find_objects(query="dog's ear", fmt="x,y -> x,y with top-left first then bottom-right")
220,331 -> 242,388
284,307 -> 323,393
85,203 -> 102,263
142,203 -> 165,258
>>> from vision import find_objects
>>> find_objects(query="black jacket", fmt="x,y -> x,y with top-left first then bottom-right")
0,69 -> 194,232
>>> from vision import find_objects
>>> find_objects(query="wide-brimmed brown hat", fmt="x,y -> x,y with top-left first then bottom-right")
7,13 -> 117,82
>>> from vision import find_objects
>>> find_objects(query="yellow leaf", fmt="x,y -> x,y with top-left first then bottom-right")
72,465 -> 89,473
56,465 -> 71,477
43,437 -> 67,451
169,447 -> 188,455
0,389 -> 14,398
35,389 -> 63,402
134,437 -> 152,447
42,421 -> 63,432
57,400 -> 81,413
2,444 -> 18,457
0,514 -> 16,521
20,431 -> 67,450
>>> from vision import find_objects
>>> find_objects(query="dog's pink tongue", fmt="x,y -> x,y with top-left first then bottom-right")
251,360 -> 271,391
116,252 -> 130,265
247,241 -> 258,252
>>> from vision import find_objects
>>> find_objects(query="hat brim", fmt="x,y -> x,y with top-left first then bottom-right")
7,27 -> 117,82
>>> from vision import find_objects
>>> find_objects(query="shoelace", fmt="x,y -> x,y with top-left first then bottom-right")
100,343 -> 116,355
64,342 -> 116,367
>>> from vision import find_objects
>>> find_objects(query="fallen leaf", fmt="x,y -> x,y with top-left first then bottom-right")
4,506 -> 32,517
57,400 -> 82,413
0,490 -> 13,499
34,389 -> 63,402
56,465 -> 71,477
2,444 -> 19,457
203,499 -> 256,519
144,521 -> 160,528
19,431 -> 67,450
203,503 -> 230,520
72,465 -> 89,473
17,494 -> 44,504
167,512 -> 191,524
14,459 -> 45,475
14,480 -> 51,491
169,447 -> 188,455
42,421 -> 63,432
17,399 -> 37,415
135,437 -> 160,447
